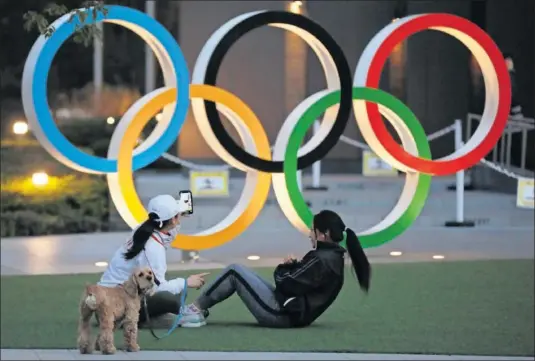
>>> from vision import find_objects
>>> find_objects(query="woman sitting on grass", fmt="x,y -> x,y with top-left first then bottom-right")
98,194 -> 209,328
182,209 -> 371,328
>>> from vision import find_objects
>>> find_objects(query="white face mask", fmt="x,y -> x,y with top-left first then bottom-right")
158,224 -> 181,249
167,223 -> 182,239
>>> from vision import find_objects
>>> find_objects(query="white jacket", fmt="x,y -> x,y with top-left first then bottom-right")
98,228 -> 186,295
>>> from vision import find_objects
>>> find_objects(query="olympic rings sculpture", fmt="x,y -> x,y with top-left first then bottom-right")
22,6 -> 510,251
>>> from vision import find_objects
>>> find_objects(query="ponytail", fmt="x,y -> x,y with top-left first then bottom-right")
123,212 -> 160,260
344,228 -> 371,292
312,210 -> 371,293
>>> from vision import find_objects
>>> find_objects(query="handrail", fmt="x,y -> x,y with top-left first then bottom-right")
466,113 -> 534,170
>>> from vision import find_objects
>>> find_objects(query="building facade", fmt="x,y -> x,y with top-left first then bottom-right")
174,0 -> 533,172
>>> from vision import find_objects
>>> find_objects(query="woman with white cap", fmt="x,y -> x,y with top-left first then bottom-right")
98,193 -> 209,328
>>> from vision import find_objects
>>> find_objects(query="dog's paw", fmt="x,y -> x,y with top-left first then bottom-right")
78,345 -> 93,355
77,337 -> 93,354
101,346 -> 117,355
125,343 -> 140,352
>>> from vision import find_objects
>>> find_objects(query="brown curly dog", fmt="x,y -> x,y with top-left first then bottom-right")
77,267 -> 155,355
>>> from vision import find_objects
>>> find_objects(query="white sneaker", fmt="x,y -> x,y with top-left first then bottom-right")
179,304 -> 207,327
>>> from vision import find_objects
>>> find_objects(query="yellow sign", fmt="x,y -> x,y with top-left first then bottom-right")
190,171 -> 229,197
516,177 -> 534,209
362,150 -> 398,176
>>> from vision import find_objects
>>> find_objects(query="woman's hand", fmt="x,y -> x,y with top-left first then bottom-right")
186,272 -> 210,289
283,254 -> 296,264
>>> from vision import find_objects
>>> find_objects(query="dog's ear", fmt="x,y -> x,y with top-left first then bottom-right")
124,273 -> 139,298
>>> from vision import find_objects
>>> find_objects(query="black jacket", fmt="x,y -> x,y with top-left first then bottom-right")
273,241 -> 346,327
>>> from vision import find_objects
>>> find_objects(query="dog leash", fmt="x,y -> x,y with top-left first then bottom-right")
141,238 -> 190,340
143,278 -> 188,340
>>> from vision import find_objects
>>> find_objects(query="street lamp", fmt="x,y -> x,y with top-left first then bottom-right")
32,172 -> 49,187
13,121 -> 29,135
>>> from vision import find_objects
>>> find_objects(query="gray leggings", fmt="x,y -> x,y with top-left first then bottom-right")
195,264 -> 292,328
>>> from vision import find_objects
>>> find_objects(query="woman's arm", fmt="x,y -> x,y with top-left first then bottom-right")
143,241 -> 186,295
273,253 -> 325,296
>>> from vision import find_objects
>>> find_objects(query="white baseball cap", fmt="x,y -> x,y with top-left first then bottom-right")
147,194 -> 184,221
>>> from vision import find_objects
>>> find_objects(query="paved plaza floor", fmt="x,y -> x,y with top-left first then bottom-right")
1,349 -> 534,360
1,223 -> 533,276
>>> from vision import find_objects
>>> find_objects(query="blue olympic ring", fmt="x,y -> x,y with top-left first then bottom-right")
28,5 -> 189,173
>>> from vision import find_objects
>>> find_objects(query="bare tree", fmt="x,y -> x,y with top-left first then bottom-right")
23,1 -> 108,46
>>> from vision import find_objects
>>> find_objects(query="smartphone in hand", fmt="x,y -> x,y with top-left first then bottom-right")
178,190 -> 193,215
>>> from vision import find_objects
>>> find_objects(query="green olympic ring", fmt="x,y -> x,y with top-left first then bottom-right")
283,87 -> 432,248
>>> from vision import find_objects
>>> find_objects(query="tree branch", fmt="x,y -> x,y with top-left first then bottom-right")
23,1 -> 108,46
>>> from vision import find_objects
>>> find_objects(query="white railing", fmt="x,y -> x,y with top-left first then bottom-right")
454,119 -> 466,223
466,113 -> 534,171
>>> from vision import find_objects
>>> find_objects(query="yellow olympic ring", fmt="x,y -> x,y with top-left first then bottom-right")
110,85 -> 271,250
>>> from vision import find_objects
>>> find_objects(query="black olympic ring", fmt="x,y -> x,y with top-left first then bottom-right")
201,11 -> 352,173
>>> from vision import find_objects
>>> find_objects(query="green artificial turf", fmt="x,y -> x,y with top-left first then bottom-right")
1,259 -> 533,356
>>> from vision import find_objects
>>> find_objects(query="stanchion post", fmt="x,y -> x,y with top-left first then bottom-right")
312,120 -> 321,188
455,119 -> 465,223
297,169 -> 313,207
521,128 -> 528,170
181,249 -> 200,263
297,170 -> 303,192
182,215 -> 200,264
304,120 -> 328,191
445,119 -> 475,227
